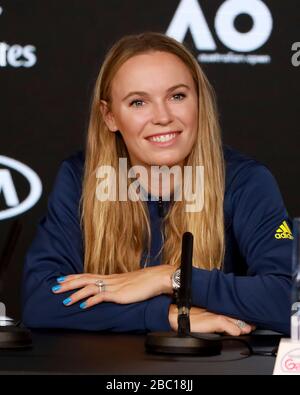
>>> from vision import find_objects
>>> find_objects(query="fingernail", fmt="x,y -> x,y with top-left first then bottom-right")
57,276 -> 66,283
52,285 -> 61,292
80,302 -> 87,309
63,297 -> 72,305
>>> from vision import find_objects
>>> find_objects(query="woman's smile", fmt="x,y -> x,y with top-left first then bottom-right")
145,131 -> 182,147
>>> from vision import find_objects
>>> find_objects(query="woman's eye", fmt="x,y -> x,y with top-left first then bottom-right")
130,99 -> 144,107
172,93 -> 186,101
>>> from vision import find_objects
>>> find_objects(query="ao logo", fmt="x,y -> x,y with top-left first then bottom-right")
167,0 -> 273,52
0,156 -> 42,220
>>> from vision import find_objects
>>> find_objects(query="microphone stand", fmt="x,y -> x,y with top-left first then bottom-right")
177,231 -> 192,337
145,232 -> 222,355
0,220 -> 32,348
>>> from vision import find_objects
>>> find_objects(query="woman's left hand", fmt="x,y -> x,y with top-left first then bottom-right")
52,265 -> 175,309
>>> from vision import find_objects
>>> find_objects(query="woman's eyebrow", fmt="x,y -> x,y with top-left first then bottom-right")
121,83 -> 190,101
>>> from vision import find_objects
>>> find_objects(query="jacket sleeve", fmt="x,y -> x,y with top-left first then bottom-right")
190,164 -> 292,335
21,157 -> 172,332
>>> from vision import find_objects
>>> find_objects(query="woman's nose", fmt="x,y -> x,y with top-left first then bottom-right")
151,102 -> 173,125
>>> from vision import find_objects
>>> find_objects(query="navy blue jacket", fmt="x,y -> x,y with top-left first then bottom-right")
22,146 -> 293,334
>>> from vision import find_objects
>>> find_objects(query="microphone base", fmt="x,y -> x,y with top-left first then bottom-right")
145,332 -> 222,356
0,326 -> 32,349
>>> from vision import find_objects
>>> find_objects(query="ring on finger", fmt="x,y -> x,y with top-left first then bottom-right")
95,279 -> 106,293
235,319 -> 247,329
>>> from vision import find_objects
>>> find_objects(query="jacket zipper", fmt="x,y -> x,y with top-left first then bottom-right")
158,195 -> 164,217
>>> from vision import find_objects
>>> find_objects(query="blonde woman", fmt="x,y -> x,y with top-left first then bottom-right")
22,32 -> 292,335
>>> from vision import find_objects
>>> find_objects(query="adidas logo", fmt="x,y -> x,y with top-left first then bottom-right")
275,221 -> 294,240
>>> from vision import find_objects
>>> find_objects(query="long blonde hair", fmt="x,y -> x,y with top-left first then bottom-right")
80,32 -> 225,274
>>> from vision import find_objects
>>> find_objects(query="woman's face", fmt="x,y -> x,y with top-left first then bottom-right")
102,51 -> 198,169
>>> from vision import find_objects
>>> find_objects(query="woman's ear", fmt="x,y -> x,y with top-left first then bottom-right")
100,100 -> 118,132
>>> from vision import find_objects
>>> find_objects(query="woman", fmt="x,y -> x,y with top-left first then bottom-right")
22,32 -> 292,335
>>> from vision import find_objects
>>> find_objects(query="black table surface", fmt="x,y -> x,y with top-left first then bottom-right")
0,329 -> 281,375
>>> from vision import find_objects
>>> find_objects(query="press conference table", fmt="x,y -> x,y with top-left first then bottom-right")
0,329 -> 282,375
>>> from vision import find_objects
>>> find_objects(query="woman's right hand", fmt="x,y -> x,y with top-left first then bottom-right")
168,304 -> 254,336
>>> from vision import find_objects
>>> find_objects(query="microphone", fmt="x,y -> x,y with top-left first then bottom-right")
177,232 -> 193,336
145,232 -> 222,355
0,219 -> 22,287
0,219 -> 32,349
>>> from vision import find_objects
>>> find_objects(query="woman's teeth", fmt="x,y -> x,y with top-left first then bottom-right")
148,132 -> 177,143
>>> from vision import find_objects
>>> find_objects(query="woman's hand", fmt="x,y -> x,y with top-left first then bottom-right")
168,304 -> 255,336
51,265 -> 176,309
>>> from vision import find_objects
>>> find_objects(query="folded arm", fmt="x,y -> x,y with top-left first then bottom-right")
189,165 -> 292,335
21,158 -> 172,333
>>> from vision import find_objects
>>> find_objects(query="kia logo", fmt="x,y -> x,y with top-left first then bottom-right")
0,156 -> 42,220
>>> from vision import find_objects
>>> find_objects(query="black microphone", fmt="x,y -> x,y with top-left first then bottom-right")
177,232 -> 193,336
145,232 -> 222,355
0,219 -> 32,349
0,219 -> 22,287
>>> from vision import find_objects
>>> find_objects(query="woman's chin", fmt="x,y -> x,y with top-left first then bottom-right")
147,157 -> 184,168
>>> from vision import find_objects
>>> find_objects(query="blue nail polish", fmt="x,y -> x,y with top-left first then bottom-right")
80,302 -> 87,309
63,297 -> 72,305
57,276 -> 66,283
52,285 -> 61,292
